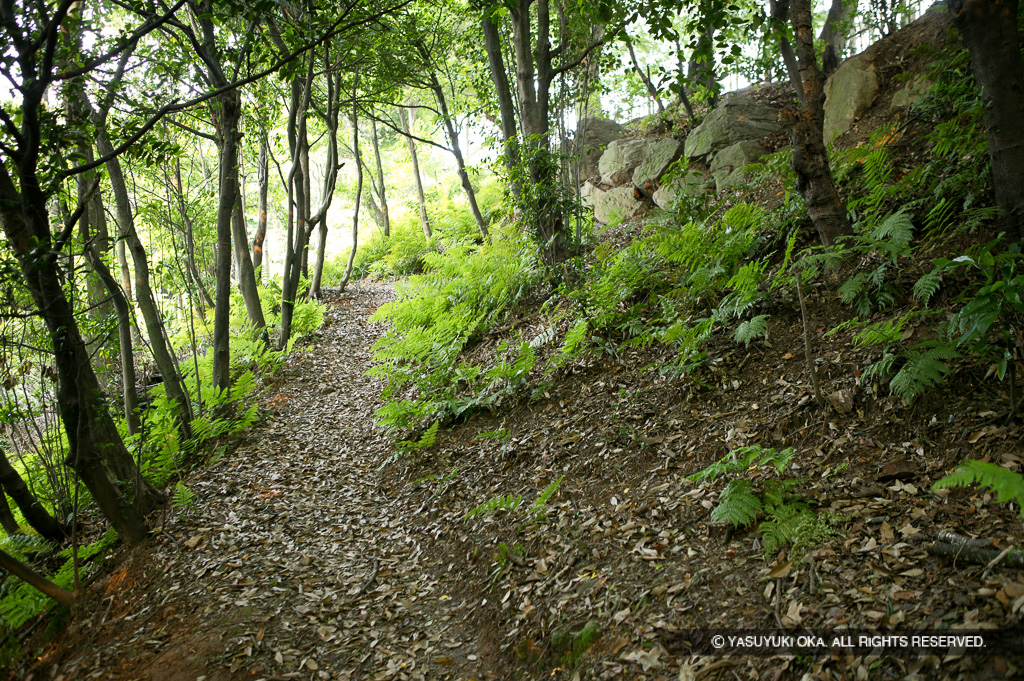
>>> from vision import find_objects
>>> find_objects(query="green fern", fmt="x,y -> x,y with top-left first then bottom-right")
913,268 -> 944,305
400,421 -> 440,452
689,445 -> 795,484
887,341 -> 959,404
711,480 -> 762,528
933,460 -> 1024,516
528,476 -> 564,518
733,314 -> 769,348
760,504 -> 843,560
172,482 -> 197,510
466,492 -> 523,520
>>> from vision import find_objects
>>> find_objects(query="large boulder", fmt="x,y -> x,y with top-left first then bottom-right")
823,52 -> 879,142
591,186 -> 646,225
710,141 -> 768,192
577,117 -> 626,180
890,75 -> 932,109
684,93 -> 781,160
598,138 -> 647,186
580,180 -> 602,209
632,138 -> 684,197
652,172 -> 709,211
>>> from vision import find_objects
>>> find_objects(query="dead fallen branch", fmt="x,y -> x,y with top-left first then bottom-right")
928,530 -> 1024,569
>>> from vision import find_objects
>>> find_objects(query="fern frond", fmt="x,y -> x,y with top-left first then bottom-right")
711,480 -> 762,528
913,269 -> 944,306
733,314 -> 769,348
933,460 -> 1024,516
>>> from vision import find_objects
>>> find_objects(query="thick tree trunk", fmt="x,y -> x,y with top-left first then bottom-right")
818,0 -> 857,78
0,166 -> 152,546
253,136 -> 269,273
951,0 -> 1024,242
0,549 -> 76,608
789,0 -> 853,248
212,89 -> 241,393
0,449 -> 66,542
370,118 -> 391,238
399,107 -> 432,240
96,121 -> 194,437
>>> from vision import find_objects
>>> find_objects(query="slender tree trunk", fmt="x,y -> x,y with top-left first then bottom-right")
254,135 -> 269,274
232,192 -> 270,343
399,107 -> 432,240
672,39 -> 696,119
818,0 -> 857,78
414,44 -> 490,241
279,55 -> 315,349
770,0 -> 807,107
0,166 -> 152,546
481,12 -> 522,199
0,492 -> 20,536
625,37 -> 665,112
341,89 -> 363,291
95,119 -> 194,437
950,0 -> 1024,242
80,186 -> 142,436
173,159 -> 215,308
0,549 -> 76,608
789,0 -> 853,248
370,118 -> 391,238
0,448 -> 66,542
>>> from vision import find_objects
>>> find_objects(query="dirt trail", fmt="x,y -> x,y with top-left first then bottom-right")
35,281 -> 481,681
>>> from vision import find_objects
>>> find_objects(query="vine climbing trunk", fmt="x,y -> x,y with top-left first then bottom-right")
789,0 -> 853,248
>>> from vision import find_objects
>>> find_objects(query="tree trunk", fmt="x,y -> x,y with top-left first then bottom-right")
212,89 -> 241,393
399,107 -> 432,240
0,492 -> 20,536
625,37 -> 665,112
0,549 -> 76,608
173,159 -> 215,309
789,0 -> 853,248
0,448 -> 66,542
254,135 -> 269,274
481,12 -> 522,199
232,192 -> 270,343
341,90 -> 363,291
95,119 -> 194,437
770,0 -> 807,106
80,182 -> 142,436
370,118 -> 391,238
818,0 -> 857,78
0,166 -> 152,546
951,0 -> 1024,242
415,43 -> 490,241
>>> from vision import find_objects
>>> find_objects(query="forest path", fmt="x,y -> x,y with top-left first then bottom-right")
44,281 -> 474,681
